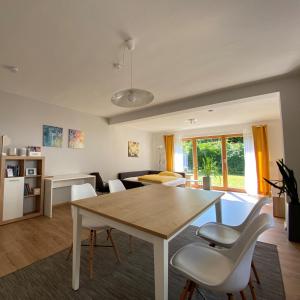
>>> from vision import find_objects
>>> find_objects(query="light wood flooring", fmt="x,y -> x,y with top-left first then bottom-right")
0,197 -> 299,299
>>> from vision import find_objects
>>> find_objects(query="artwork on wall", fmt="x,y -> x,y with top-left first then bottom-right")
68,129 -> 85,149
128,141 -> 140,158
43,125 -> 63,148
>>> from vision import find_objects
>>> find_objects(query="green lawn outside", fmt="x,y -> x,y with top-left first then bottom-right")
187,173 -> 245,189
227,175 -> 245,189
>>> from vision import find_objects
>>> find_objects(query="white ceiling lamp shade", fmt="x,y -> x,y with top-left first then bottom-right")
111,39 -> 154,108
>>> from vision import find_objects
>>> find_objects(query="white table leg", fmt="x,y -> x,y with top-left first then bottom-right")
153,238 -> 168,300
215,200 -> 222,223
72,206 -> 82,290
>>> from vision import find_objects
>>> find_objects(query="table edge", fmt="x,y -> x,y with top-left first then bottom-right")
72,192 -> 224,239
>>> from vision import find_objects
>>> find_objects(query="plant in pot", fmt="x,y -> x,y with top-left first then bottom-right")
264,159 -> 300,242
202,156 -> 217,190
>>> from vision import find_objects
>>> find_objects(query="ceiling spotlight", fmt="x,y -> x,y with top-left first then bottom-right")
2,65 -> 19,73
185,118 -> 198,125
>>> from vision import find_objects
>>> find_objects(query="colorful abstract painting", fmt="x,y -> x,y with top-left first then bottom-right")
128,141 -> 139,157
43,125 -> 63,148
68,129 -> 85,149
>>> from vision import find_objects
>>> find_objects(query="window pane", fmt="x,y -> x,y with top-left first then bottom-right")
197,138 -> 223,187
182,140 -> 194,179
226,137 -> 245,189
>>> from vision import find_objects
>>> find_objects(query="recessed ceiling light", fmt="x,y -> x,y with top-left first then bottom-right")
2,65 -> 19,73
185,118 -> 198,125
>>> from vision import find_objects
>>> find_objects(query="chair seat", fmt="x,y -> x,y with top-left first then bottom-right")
170,242 -> 233,287
196,223 -> 240,248
82,216 -> 108,230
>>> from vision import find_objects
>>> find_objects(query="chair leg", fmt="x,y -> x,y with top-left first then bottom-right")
180,280 -> 194,300
179,280 -> 189,300
66,243 -> 73,261
240,290 -> 247,300
129,235 -> 133,253
248,277 -> 257,300
187,281 -> 196,300
251,261 -> 260,284
107,229 -> 121,263
88,229 -> 95,279
227,293 -> 234,300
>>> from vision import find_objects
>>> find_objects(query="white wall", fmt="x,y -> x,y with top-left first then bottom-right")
108,125 -> 152,177
0,90 -> 152,180
151,119 -> 284,178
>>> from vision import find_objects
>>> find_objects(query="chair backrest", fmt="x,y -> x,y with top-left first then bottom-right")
221,213 -> 274,292
108,179 -> 126,193
70,183 -> 97,219
90,172 -> 104,192
237,197 -> 271,231
71,183 -> 97,201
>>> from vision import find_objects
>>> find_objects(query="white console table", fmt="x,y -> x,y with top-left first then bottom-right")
44,174 -> 95,218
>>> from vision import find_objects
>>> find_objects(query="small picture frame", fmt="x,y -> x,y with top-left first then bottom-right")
6,169 -> 14,177
25,168 -> 37,176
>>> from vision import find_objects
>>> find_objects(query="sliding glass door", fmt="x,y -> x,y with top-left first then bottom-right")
197,138 -> 223,187
226,136 -> 245,190
183,140 -> 195,179
183,135 -> 245,191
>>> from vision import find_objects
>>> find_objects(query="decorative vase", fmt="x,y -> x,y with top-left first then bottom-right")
288,203 -> 300,242
203,176 -> 211,190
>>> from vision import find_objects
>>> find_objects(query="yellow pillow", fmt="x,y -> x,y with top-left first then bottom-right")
158,171 -> 183,178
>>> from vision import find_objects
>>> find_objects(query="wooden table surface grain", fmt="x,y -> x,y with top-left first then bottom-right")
72,185 -> 224,239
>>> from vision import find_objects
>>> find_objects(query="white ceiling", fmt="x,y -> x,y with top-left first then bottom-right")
123,93 -> 281,132
1,0 -> 300,117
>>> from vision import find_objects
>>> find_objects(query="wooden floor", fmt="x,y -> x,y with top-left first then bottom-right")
0,199 -> 299,299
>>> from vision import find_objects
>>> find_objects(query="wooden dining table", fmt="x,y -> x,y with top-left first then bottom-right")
71,184 -> 224,300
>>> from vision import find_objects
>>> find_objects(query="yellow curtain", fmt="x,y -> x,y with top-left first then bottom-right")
164,135 -> 174,171
252,125 -> 270,195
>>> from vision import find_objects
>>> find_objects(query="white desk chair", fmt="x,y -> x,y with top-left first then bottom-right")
67,183 -> 120,279
196,197 -> 271,284
108,179 -> 133,252
170,213 -> 274,300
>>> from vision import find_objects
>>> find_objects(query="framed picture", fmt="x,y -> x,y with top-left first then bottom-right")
43,125 -> 63,148
128,141 -> 140,158
25,168 -> 37,176
68,129 -> 85,149
6,169 -> 14,177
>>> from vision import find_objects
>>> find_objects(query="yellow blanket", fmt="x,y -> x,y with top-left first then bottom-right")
137,174 -> 177,183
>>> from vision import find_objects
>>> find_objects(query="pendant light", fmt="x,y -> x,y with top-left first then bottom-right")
111,39 -> 154,108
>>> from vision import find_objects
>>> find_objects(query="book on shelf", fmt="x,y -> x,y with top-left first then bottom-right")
24,183 -> 33,196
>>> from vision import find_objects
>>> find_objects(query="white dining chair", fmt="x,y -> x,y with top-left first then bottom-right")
195,197 -> 271,284
108,179 -> 126,193
67,183 -> 121,279
170,213 -> 274,300
108,179 -> 133,252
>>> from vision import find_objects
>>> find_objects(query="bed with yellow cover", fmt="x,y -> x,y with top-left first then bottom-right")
124,171 -> 186,187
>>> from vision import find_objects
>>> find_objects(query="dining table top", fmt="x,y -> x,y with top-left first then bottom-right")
72,185 -> 224,239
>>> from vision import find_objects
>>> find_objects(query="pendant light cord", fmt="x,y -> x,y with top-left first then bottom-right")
130,50 -> 133,90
